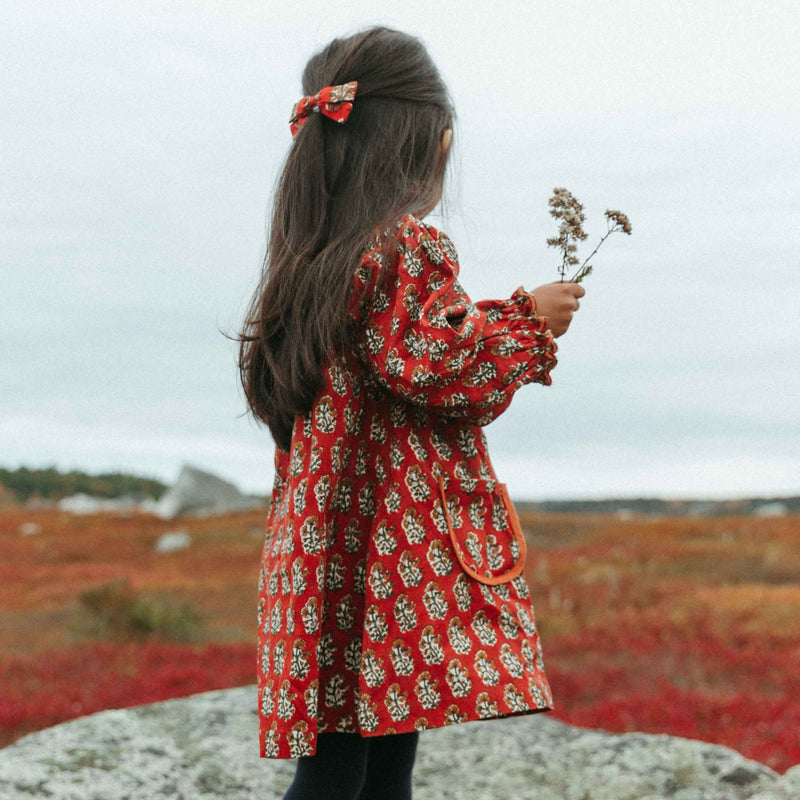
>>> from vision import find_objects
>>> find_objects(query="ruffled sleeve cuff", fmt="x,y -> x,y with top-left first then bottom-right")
507,285 -> 558,386
511,285 -> 536,314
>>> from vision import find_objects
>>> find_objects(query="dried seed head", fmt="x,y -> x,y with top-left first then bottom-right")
549,187 -> 588,242
605,209 -> 632,235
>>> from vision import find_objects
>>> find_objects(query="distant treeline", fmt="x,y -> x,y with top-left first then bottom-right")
517,496 -> 800,516
0,466 -> 169,502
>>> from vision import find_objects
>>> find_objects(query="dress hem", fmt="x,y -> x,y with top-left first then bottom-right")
258,703 -> 554,759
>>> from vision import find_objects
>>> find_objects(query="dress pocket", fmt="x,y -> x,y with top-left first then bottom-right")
435,474 -> 527,586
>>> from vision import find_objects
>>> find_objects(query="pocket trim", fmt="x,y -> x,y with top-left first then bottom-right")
436,474 -> 527,586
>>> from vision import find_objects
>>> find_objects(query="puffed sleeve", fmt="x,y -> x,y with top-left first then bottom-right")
351,214 -> 558,425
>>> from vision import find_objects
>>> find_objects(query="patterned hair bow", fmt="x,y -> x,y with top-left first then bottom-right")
289,81 -> 359,137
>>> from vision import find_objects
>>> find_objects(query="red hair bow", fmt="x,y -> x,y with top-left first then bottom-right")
289,81 -> 358,137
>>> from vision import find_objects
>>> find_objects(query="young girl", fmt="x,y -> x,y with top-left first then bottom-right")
237,25 -> 585,800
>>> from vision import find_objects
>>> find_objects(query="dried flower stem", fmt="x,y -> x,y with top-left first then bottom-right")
568,218 -> 623,282
545,189 -> 632,283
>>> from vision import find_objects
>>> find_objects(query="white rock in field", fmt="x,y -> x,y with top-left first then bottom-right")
0,685 -> 798,800
752,502 -> 788,517
153,530 -> 192,553
56,493 -> 155,515
57,492 -> 105,514
18,521 -> 42,535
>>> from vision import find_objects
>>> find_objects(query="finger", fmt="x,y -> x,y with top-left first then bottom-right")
572,284 -> 586,297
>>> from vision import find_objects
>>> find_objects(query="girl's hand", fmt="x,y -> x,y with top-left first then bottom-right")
530,281 -> 586,338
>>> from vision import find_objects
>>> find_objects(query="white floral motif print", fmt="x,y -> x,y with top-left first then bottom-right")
353,559 -> 366,595
287,721 -> 313,757
325,674 -> 347,708
498,605 -> 521,639
475,692 -> 499,719
465,361 -> 498,388
293,479 -> 307,515
260,642 -> 271,676
503,684 -> 528,712
329,362 -> 349,396
389,639 -> 415,676
373,521 -> 397,556
299,517 -> 323,555
317,632 -> 335,669
300,596 -> 319,635
393,593 -> 418,633
331,479 -> 352,516
370,415 -> 387,445
401,507 -> 427,545
331,437 -> 344,473
445,658 -> 472,697
273,639 -> 285,674
464,531 -> 483,567
344,519 -> 362,554
361,648 -> 387,687
499,642 -> 525,678
385,683 -> 411,722
470,610 -> 498,647
325,554 -> 346,592
368,562 -> 394,600
358,483 -> 376,517
383,483 -> 402,513
404,464 -> 431,502
344,637 -> 362,672
421,581 -> 448,620
443,705 -> 469,725
291,558 -> 308,595
389,438 -> 406,467
430,430 -> 453,460
270,599 -> 282,636
260,682 -> 275,717
517,606 -> 537,637
413,672 -> 441,709
468,496 -> 486,528
277,680 -> 296,720
419,625 -> 445,665
446,617 -> 472,655
426,539 -> 454,577
403,249 -> 425,277
474,651 -> 501,687
398,550 -> 423,587
365,327 -> 385,356
364,604 -> 388,643
357,693 -> 380,731
453,573 -> 474,612
335,595 -> 356,631
264,723 -> 280,757
401,284 -> 424,321
314,396 -> 337,435
404,329 -> 428,360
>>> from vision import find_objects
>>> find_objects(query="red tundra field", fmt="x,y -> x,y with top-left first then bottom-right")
0,505 -> 798,772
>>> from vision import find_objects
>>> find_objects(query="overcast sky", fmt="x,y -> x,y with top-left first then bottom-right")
2,1 -> 798,500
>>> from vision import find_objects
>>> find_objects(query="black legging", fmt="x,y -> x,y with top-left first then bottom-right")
282,730 -> 420,800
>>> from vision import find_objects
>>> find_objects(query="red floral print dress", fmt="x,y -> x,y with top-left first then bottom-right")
256,212 -> 559,759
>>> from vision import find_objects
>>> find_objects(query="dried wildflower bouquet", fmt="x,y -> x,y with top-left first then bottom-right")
547,187 -> 631,283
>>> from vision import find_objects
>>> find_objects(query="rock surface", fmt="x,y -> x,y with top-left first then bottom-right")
0,685 -> 797,800
156,464 -> 264,518
153,529 -> 192,553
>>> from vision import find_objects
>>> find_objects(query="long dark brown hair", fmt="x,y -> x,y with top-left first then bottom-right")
235,26 -> 456,452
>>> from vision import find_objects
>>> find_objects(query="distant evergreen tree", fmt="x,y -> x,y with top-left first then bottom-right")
0,466 -> 168,502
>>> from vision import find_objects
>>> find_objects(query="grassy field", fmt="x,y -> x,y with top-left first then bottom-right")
0,504 -> 797,772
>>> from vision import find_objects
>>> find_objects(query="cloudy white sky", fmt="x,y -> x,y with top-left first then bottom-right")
2,1 -> 798,500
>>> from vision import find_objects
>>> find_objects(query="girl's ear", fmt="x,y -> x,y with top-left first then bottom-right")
441,128 -> 453,155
